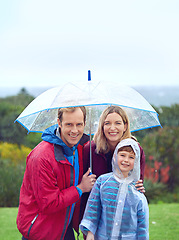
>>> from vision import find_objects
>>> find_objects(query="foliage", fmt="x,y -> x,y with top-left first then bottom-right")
0,159 -> 25,207
0,142 -> 31,165
144,157 -> 170,184
1,87 -> 34,106
156,104 -> 179,127
0,88 -> 42,148
133,103 -> 179,142
0,101 -> 26,144
0,142 -> 31,207
24,132 -> 42,149
142,126 -> 179,191
144,179 -> 166,203
133,104 -> 179,199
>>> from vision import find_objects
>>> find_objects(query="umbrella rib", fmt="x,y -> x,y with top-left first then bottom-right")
26,111 -> 47,132
48,84 -> 70,109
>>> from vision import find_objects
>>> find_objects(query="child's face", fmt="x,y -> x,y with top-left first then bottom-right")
117,150 -> 135,178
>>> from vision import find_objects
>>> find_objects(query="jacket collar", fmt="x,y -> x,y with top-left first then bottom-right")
54,144 -> 66,162
42,125 -> 78,156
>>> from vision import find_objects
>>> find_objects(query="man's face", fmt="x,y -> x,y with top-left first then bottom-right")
57,108 -> 85,148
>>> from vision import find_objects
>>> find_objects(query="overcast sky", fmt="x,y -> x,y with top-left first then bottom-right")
0,0 -> 179,88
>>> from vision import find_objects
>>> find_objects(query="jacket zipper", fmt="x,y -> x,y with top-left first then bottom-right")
73,150 -> 75,166
27,214 -> 38,237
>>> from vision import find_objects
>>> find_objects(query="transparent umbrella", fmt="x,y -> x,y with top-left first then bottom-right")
15,81 -> 161,134
15,75 -> 161,170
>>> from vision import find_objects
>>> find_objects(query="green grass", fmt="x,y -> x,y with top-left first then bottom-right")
0,204 -> 179,240
149,203 -> 179,240
0,208 -> 21,240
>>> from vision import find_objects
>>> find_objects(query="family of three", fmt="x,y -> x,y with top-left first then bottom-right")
17,105 -> 149,240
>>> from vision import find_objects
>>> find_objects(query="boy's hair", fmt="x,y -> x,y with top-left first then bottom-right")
58,106 -> 86,123
117,145 -> 135,155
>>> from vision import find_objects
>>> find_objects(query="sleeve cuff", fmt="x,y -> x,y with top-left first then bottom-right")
76,186 -> 83,197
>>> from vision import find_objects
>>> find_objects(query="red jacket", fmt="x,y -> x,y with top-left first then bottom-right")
17,135 -> 88,240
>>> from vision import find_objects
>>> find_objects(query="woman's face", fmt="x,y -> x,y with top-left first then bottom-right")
103,112 -> 127,149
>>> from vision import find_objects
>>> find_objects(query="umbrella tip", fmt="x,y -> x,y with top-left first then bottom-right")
88,70 -> 91,81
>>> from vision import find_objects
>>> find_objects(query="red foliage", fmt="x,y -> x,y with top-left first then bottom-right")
160,166 -> 170,183
144,157 -> 170,184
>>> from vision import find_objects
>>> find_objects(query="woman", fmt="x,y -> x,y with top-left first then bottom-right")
83,105 -> 145,183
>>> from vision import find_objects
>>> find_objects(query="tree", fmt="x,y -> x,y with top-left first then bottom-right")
133,104 -> 179,142
0,89 -> 41,148
156,104 -> 179,127
141,126 -> 179,191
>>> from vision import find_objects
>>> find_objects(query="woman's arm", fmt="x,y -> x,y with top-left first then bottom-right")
135,143 -> 146,193
139,144 -> 145,181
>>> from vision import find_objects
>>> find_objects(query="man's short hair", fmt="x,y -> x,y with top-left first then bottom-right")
58,106 -> 86,123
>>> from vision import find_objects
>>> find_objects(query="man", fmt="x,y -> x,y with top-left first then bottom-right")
17,107 -> 96,240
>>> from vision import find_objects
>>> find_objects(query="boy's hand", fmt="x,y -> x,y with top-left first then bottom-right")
77,168 -> 96,193
86,231 -> 95,240
135,180 -> 145,193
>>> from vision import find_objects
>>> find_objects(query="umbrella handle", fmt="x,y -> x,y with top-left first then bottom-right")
88,168 -> 92,175
88,70 -> 91,81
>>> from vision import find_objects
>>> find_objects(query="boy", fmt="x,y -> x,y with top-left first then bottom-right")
80,138 -> 149,240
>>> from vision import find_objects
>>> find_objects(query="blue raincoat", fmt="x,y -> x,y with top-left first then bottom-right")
80,138 -> 149,240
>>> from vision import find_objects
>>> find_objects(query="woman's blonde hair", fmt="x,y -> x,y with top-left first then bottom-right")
93,106 -> 131,154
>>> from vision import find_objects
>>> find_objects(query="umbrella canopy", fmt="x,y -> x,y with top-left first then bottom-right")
15,81 -> 161,134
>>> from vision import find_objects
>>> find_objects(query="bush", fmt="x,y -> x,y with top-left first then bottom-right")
141,126 -> 179,191
0,159 -> 25,207
0,142 -> 31,165
144,179 -> 166,203
0,142 -> 31,207
144,179 -> 179,204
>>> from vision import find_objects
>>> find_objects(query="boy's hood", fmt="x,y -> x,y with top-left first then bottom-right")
112,138 -> 140,183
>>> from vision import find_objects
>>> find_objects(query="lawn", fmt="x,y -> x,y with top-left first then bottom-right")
0,203 -> 179,240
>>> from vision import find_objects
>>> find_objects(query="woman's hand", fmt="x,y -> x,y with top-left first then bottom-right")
135,179 -> 145,193
86,231 -> 95,240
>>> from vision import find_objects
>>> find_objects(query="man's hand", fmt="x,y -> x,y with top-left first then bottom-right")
135,179 -> 145,193
86,231 -> 95,240
77,168 -> 96,193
